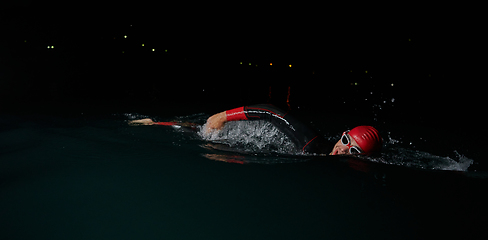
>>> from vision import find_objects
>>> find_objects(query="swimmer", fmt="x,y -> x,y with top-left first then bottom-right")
129,104 -> 383,156
204,104 -> 383,156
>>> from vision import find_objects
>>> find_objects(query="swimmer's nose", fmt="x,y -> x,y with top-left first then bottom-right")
337,145 -> 349,155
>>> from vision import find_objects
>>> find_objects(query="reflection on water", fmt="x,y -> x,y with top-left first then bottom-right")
202,153 -> 247,164
200,142 -> 309,164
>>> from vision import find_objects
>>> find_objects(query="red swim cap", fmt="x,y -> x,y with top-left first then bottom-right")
348,126 -> 383,155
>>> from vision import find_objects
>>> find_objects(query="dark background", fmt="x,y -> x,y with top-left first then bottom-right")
2,3 -> 488,239
1,2 -> 481,132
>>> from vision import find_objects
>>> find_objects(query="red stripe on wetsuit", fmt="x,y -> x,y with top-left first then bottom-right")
225,106 -> 248,121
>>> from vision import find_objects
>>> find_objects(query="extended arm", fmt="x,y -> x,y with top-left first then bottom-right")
128,118 -> 156,125
128,119 -> 180,126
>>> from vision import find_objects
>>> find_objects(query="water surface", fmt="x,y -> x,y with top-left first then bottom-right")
1,112 -> 486,239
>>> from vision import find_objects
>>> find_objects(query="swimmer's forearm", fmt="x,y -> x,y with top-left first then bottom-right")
205,106 -> 249,132
205,111 -> 227,131
128,118 -> 155,125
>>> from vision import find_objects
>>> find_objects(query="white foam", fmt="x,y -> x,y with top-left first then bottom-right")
198,120 -> 297,154
369,147 -> 473,171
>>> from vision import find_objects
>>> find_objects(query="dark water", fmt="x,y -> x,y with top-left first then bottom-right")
1,112 -> 487,240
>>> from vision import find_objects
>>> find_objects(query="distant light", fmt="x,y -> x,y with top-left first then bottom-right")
124,35 -> 127,38
269,63 -> 272,66
24,40 -> 27,43
122,51 -> 125,54
240,62 -> 242,64
289,64 -> 292,68
141,43 -> 145,47
255,64 -> 258,67
365,70 -> 368,73
249,63 -> 251,66
51,46 -> 54,48
152,49 -> 155,52
165,49 -> 168,53
47,46 -> 50,49
391,83 -> 394,86
355,82 -> 358,86
408,38 -> 412,41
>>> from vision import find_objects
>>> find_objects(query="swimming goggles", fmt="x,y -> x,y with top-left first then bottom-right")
341,131 -> 363,154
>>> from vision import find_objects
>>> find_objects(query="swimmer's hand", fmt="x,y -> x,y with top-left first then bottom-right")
204,111 -> 227,133
128,118 -> 155,126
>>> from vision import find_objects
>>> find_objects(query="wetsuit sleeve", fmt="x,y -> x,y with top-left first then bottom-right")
225,106 -> 247,121
225,104 -> 331,154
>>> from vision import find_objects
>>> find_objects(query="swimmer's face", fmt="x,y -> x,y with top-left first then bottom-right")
330,132 -> 363,155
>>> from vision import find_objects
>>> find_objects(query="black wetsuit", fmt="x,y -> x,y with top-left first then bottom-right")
231,104 -> 333,154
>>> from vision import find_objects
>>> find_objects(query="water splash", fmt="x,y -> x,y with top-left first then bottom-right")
122,113 -> 150,120
366,134 -> 474,171
370,148 -> 473,171
198,120 -> 297,155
